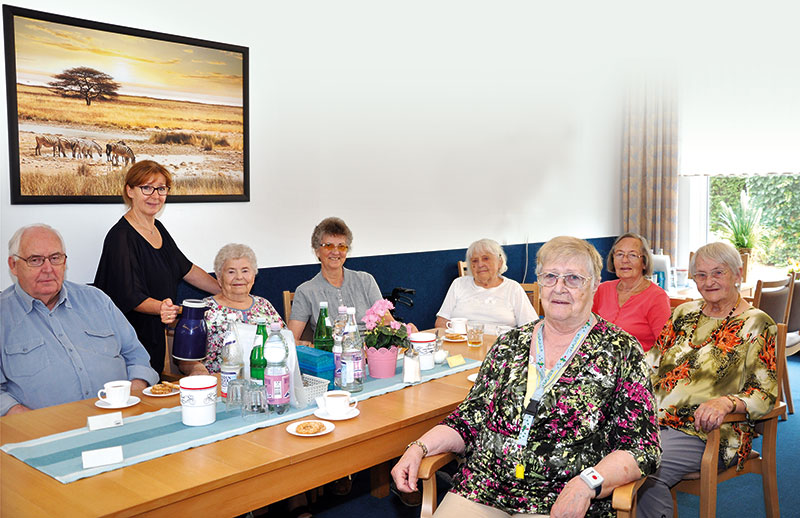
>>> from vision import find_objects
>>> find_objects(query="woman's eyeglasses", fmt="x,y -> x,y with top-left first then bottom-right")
320,243 -> 349,252
14,253 -> 67,267
538,272 -> 590,289
613,252 -> 641,261
137,185 -> 170,196
693,269 -> 728,282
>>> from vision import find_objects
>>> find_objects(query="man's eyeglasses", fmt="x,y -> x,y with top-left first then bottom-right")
14,253 -> 67,267
693,269 -> 728,282
319,243 -> 349,252
613,252 -> 642,261
538,272 -> 590,289
138,185 -> 170,196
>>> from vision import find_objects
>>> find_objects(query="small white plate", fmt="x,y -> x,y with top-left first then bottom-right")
286,420 -> 335,437
95,396 -> 140,409
467,373 -> 478,383
443,335 -> 467,342
313,408 -> 360,421
142,386 -> 179,397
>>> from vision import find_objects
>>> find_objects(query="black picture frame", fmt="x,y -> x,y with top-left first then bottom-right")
3,5 -> 249,204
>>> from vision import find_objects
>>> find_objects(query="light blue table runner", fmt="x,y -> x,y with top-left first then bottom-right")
1,358 -> 480,483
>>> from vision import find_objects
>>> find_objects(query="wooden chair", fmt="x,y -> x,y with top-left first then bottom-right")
457,261 -> 469,278
752,273 -> 795,415
417,452 -> 645,518
787,277 -> 800,357
669,297 -> 694,309
669,323 -> 788,518
161,328 -> 182,382
282,290 -> 295,323
520,282 -> 542,316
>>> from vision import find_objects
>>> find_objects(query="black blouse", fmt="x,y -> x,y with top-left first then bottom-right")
94,217 -> 192,373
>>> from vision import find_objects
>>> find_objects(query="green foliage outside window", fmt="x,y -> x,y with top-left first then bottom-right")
709,175 -> 800,266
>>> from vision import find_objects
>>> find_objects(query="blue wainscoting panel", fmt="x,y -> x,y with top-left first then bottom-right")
177,236 -> 617,330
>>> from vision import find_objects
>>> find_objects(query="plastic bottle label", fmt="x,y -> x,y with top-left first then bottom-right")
220,366 -> 241,397
265,373 -> 290,404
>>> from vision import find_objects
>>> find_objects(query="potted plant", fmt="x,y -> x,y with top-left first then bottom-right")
362,299 -> 411,378
719,190 -> 762,254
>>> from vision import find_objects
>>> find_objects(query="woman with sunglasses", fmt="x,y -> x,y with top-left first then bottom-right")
94,160 -> 219,374
288,217 -> 389,343
393,236 -> 660,517
591,233 -> 670,351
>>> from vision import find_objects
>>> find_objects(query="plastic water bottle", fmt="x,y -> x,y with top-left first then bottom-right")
332,305 -> 347,388
220,313 -> 243,397
264,322 -> 290,414
340,307 -> 364,393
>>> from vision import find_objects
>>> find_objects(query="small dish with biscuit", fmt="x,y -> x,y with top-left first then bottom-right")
286,419 -> 335,437
143,381 -> 180,397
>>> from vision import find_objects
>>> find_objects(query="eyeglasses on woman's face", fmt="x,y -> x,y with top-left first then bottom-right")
319,243 -> 349,252
13,252 -> 67,267
137,185 -> 170,196
538,272 -> 591,289
693,268 -> 729,283
613,251 -> 641,261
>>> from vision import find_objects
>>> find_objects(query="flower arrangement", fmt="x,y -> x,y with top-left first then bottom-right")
362,299 -> 412,350
788,259 -> 800,275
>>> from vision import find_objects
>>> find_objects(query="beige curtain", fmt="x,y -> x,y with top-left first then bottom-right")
621,82 -> 679,262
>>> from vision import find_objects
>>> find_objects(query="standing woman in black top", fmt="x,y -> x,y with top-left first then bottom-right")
94,161 -> 220,374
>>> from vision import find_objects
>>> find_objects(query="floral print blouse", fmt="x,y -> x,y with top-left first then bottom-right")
202,295 -> 283,373
646,301 -> 777,470
441,317 -> 661,517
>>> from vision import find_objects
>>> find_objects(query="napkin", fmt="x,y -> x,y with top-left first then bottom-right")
236,324 -> 306,408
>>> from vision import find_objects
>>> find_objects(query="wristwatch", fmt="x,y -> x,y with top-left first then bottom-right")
580,467 -> 604,498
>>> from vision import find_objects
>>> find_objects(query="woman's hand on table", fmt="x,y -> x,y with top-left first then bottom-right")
160,298 -> 179,325
549,476 -> 594,518
694,397 -> 735,432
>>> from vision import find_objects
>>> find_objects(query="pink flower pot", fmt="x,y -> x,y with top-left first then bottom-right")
366,346 -> 399,379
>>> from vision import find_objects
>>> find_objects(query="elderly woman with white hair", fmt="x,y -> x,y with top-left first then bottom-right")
435,238 -> 537,335
636,242 -> 777,518
161,243 -> 283,374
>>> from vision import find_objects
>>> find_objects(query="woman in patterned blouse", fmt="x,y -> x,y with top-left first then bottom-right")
392,236 -> 661,518
161,243 -> 283,373
637,242 -> 777,518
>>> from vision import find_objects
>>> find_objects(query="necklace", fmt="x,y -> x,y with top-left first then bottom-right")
688,295 -> 741,348
617,277 -> 645,298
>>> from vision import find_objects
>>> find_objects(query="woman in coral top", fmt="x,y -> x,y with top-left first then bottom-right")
592,233 -> 670,351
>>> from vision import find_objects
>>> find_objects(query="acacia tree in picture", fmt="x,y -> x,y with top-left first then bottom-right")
48,67 -> 120,106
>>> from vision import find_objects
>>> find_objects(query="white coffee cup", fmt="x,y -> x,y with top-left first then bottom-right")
316,390 -> 357,417
97,380 -> 131,406
446,318 -> 468,335
180,375 -> 218,426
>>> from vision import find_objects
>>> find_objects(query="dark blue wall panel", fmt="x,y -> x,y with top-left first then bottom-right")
178,236 -> 617,330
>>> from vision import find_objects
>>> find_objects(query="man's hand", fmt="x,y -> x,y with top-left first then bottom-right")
5,404 -> 31,416
131,379 -> 149,392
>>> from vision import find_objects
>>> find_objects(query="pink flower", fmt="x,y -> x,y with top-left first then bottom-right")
390,320 -> 401,330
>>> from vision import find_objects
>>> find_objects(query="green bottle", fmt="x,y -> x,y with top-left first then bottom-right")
250,317 -> 268,384
313,301 -> 334,352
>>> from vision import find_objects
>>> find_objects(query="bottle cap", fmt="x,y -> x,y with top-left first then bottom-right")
256,316 -> 267,323
269,322 -> 282,331
347,307 -> 356,315
338,305 -> 347,314
320,301 -> 328,308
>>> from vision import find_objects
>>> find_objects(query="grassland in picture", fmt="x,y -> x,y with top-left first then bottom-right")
15,84 -> 245,198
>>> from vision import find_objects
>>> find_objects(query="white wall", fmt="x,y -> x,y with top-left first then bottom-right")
5,1 -> 794,287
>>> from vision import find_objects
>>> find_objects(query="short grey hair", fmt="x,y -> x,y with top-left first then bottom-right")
690,242 -> 743,277
213,243 -> 258,278
535,236 -> 603,288
7,224 -> 66,280
607,232 -> 655,277
466,238 -> 508,276
311,217 -> 353,250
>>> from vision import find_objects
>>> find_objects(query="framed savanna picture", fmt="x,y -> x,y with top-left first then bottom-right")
3,5 -> 249,204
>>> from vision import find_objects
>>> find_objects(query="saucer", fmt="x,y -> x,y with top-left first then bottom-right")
287,420 -> 335,437
313,407 -> 360,421
95,396 -> 140,409
443,334 -> 467,342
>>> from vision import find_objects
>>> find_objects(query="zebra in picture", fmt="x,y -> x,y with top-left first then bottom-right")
105,141 -> 136,166
34,134 -> 62,156
77,138 -> 103,159
58,137 -> 81,158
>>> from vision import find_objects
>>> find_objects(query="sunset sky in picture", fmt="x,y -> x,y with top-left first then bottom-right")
13,16 -> 244,107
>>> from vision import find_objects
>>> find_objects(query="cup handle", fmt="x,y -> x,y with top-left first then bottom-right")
446,322 -> 453,330
97,389 -> 107,400
349,398 -> 358,409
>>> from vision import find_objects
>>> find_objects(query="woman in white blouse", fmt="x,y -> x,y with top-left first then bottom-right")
435,239 -> 537,335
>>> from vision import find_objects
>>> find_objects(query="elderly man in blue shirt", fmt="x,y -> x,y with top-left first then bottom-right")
1,224 -> 159,416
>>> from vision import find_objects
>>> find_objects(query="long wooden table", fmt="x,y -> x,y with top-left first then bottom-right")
0,333 -> 492,517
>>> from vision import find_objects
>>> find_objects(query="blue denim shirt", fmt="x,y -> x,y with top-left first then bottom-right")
1,281 -> 159,415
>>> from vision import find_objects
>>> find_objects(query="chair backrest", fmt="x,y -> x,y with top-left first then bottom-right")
740,252 -> 750,283
162,328 -> 182,381
282,290 -> 295,323
776,323 -> 787,405
670,296 -> 694,309
788,278 -> 800,333
752,273 -> 795,325
520,282 -> 541,316
457,261 -> 469,277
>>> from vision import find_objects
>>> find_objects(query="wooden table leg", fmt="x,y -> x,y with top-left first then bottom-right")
371,460 -> 392,498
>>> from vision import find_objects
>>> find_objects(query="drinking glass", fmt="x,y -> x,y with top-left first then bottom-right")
466,321 -> 484,348
226,378 -> 248,413
242,383 -> 268,422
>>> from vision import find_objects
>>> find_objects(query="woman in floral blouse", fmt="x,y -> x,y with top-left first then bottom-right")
161,243 -> 283,373
637,242 -> 777,518
392,236 -> 661,518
